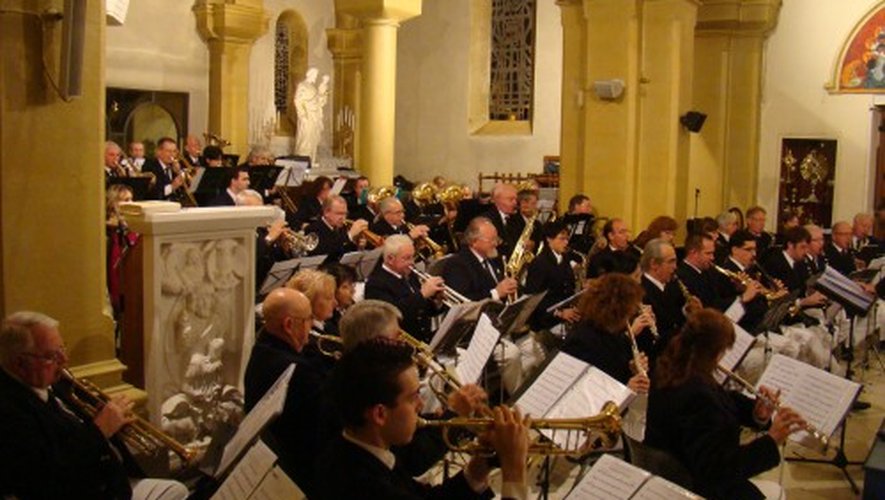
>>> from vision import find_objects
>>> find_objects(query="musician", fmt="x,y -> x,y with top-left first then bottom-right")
242,146 -> 274,167
122,141 -> 146,173
180,134 -> 202,169
104,140 -> 126,180
825,221 -> 858,276
319,262 -> 359,334
562,194 -> 595,255
745,206 -> 774,258
442,217 -> 518,303
304,195 -> 368,259
344,176 -> 370,216
508,189 -> 543,253
631,216 -> 678,258
371,197 -> 430,240
291,176 -> 333,229
316,338 -> 529,500
587,218 -> 632,278
762,226 -> 828,309
0,312 -> 188,500
561,273 -> 651,392
287,268 -> 339,337
142,137 -> 185,201
523,221 -> 580,331
639,238 -> 690,353
482,183 -> 519,258
803,224 -> 828,275
201,145 -> 224,167
106,185 -> 139,323
716,230 -> 770,332
852,212 -> 878,252
206,166 -> 250,206
365,235 -> 445,342
236,190 -> 287,291
244,289 -> 329,496
339,300 -> 403,351
645,309 -> 805,500
714,211 -> 739,264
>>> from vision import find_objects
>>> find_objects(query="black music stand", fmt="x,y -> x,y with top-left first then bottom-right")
248,166 -> 285,195
192,167 -> 230,206
785,266 -> 875,493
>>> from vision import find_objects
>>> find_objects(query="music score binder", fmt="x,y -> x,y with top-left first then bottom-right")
565,454 -> 700,499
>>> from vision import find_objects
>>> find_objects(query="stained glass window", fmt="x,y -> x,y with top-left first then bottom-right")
489,0 -> 535,121
274,20 -> 289,114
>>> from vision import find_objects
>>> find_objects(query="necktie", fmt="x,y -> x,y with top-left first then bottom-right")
483,259 -> 498,281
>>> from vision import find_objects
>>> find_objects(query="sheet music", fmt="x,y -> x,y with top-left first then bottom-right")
565,454 -> 649,500
429,301 -> 483,351
106,0 -> 129,25
633,476 -> 702,500
330,178 -> 347,196
757,354 -> 861,446
714,322 -> 756,383
455,314 -> 501,384
211,440 -> 277,500
249,465 -> 305,499
514,352 -> 587,418
188,167 -> 206,192
215,364 -> 295,477
546,288 -> 588,313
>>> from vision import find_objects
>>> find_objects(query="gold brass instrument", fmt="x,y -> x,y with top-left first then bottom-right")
367,185 -> 398,207
436,184 -> 465,251
202,132 -> 231,148
310,330 -> 343,359
277,188 -> 299,215
716,365 -> 829,447
279,229 -> 319,258
344,219 -> 385,248
505,212 -> 539,282
406,222 -> 446,259
411,182 -> 437,207
170,155 -> 198,207
674,275 -> 696,304
397,329 -> 465,409
59,368 -> 197,463
713,264 -> 787,303
411,266 -> 470,307
417,401 -> 622,457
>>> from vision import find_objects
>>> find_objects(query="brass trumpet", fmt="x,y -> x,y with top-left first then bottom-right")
59,369 -> 197,464
406,222 -> 446,259
713,265 -> 787,303
310,330 -> 343,359
411,267 -> 470,307
344,219 -> 385,248
397,329 -> 465,408
417,401 -> 622,457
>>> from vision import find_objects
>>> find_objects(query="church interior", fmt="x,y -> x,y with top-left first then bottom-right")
2,0 -> 885,498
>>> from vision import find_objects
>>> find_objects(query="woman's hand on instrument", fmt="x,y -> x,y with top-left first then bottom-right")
768,406 -> 806,444
629,314 -> 654,337
753,385 -> 780,422
448,384 -> 489,417
627,372 -> 650,394
94,395 -> 136,438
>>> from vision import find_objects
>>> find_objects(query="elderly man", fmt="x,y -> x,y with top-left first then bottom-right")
640,238 -> 693,354
244,288 -> 328,496
746,206 -> 774,258
587,218 -> 634,278
715,211 -> 739,264
364,235 -> 445,342
181,134 -> 202,169
304,195 -> 368,258
370,196 -> 430,241
142,137 -> 185,201
482,182 -> 519,258
104,140 -> 125,180
123,141 -> 146,173
803,224 -> 828,275
0,312 -> 188,500
825,221 -> 857,277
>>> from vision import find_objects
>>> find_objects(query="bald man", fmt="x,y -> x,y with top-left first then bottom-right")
244,288 -> 327,496
482,183 -> 519,258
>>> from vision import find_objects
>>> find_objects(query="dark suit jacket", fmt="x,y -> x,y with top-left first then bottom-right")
371,218 -> 409,237
206,189 -> 236,207
641,275 -> 686,355
0,370 -> 131,499
442,248 -> 502,302
244,333 -> 330,497
675,262 -> 735,313
823,243 -> 856,277
718,259 -> 768,334
751,231 -> 774,260
645,376 -> 780,500
315,435 -> 490,500
305,218 -> 357,259
561,322 -> 633,385
714,233 -> 730,265
803,253 -> 828,276
141,158 -> 174,200
481,208 -> 518,259
761,251 -> 809,295
587,246 -> 632,278
523,248 -> 577,330
365,266 -> 441,342
290,197 -> 323,229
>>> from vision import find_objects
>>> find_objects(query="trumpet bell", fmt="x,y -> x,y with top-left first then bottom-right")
411,182 -> 437,205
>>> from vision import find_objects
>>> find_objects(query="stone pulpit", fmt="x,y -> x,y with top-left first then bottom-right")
121,204 -> 273,452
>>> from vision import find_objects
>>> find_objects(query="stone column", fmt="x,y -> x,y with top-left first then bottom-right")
194,0 -> 268,157
335,0 -> 422,186
326,13 -> 363,165
693,0 -> 781,212
556,0 -> 587,206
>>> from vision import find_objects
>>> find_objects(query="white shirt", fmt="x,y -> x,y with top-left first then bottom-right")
728,257 -> 746,272
382,263 -> 403,280
470,248 -> 501,301
341,431 -> 396,470
782,250 -> 796,269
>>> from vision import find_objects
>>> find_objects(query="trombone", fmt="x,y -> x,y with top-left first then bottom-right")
397,329 -> 467,409
344,219 -> 385,248
417,401 -> 622,457
411,266 -> 470,307
716,365 -> 829,447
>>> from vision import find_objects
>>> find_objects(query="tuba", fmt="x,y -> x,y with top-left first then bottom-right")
278,229 -> 319,258
436,184 -> 465,251
410,182 -> 437,207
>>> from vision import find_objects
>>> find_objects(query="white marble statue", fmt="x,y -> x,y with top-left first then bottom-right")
294,67 -> 330,163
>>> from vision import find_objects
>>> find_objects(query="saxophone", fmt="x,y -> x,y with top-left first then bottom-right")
504,212 -> 538,281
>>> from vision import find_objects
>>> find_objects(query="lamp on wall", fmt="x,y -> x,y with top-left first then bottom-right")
680,111 -> 707,133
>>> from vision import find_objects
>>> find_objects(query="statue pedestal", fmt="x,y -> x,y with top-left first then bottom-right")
121,205 -> 273,447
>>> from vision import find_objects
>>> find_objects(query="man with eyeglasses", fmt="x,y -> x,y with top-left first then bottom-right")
305,195 -> 369,258
244,288 -> 328,496
370,196 -> 430,241
0,311 -> 188,499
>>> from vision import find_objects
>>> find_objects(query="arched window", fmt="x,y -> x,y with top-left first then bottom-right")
274,21 -> 290,114
273,11 -> 309,134
489,0 -> 535,121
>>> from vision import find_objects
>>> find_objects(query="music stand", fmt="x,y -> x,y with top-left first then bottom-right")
257,255 -> 326,299
192,167 -> 230,206
497,292 -> 547,339
339,248 -> 383,281
249,166 -> 285,195
784,266 -> 875,493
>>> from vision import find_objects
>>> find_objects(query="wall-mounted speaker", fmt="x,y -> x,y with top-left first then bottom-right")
680,111 -> 707,133
59,0 -> 86,100
593,79 -> 625,100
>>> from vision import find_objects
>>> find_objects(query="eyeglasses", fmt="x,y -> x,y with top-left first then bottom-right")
20,346 -> 66,364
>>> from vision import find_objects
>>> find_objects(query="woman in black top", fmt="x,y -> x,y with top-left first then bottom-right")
561,273 -> 653,393
645,309 -> 805,499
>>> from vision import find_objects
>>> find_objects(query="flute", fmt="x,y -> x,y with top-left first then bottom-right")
639,304 -> 659,340
716,365 -> 829,447
625,321 -> 647,378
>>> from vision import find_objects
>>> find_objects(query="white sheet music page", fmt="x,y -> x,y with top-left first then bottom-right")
211,440 -> 277,500
757,354 -> 860,446
455,314 -> 501,384
514,352 -> 587,419
714,322 -> 756,384
565,454 -> 649,500
429,301 -> 482,351
215,364 -> 295,477
250,465 -> 305,499
632,476 -> 702,500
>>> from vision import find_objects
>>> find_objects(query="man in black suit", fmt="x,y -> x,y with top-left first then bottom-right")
442,217 -> 518,302
562,194 -> 595,255
587,218 -> 633,278
804,224 -> 828,275
316,338 -> 529,500
364,235 -> 445,342
142,136 -> 186,201
825,220 -> 858,277
244,288 -> 329,497
482,182 -> 519,259
717,230 -> 771,333
508,189 -> 543,253
206,166 -> 250,207
714,211 -> 739,265
523,221 -> 579,330
305,195 -> 368,259
0,312 -> 187,500
746,206 -> 774,259
370,196 -> 430,240
180,134 -> 202,170
639,238 -> 692,355
762,226 -> 828,307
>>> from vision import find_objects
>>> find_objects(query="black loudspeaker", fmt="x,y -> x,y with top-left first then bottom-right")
680,111 -> 707,133
60,0 -> 86,100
